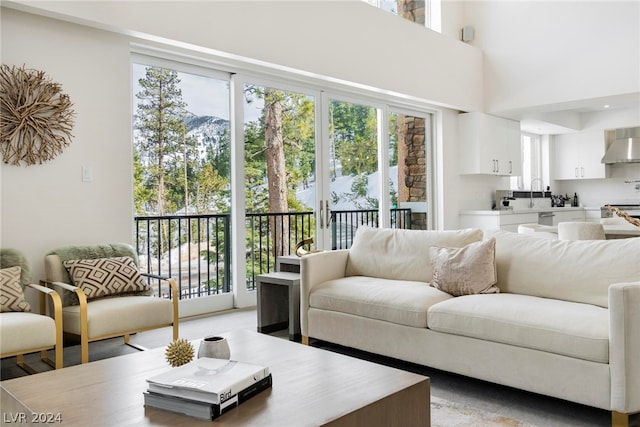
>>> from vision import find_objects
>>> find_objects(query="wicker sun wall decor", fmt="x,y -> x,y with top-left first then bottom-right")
0,64 -> 75,166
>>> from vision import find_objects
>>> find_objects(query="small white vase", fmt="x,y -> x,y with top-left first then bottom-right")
197,336 -> 230,359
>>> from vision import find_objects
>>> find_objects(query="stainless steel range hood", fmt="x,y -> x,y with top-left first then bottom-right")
601,127 -> 640,164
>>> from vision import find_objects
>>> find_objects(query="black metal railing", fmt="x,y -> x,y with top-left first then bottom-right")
135,214 -> 231,300
331,208 -> 412,249
134,208 -> 412,299
245,211 -> 315,290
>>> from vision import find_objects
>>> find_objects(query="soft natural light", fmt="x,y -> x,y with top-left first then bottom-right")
511,133 -> 543,191
363,0 -> 441,31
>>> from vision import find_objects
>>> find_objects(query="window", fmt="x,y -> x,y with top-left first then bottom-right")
131,51 -> 437,314
511,133 -> 544,191
363,0 -> 441,31
132,58 -> 233,303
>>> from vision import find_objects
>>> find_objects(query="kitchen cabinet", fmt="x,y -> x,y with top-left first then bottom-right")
552,209 -> 585,225
459,208 -> 586,232
459,112 -> 522,176
584,208 -> 602,223
459,211 -> 538,233
554,131 -> 607,180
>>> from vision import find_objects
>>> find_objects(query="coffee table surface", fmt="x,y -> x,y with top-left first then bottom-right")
1,329 -> 429,426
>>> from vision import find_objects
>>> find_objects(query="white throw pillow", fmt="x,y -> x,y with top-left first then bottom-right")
346,226 -> 484,282
429,238 -> 499,297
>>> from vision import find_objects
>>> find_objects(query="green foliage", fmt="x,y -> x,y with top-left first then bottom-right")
330,101 -> 378,176
243,86 -> 316,214
134,66 -> 190,215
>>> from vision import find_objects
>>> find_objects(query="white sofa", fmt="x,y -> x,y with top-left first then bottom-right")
300,227 -> 640,425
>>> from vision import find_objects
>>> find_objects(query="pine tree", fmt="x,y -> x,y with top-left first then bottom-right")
134,66 -> 189,216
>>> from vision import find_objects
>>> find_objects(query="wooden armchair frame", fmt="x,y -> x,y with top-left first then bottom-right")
42,273 -> 178,364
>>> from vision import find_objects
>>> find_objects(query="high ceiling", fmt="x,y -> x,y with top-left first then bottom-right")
499,94 -> 640,135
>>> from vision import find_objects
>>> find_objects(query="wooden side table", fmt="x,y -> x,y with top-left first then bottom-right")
256,271 -> 301,341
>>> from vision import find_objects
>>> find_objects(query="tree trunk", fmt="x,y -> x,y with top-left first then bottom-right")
264,90 -> 290,258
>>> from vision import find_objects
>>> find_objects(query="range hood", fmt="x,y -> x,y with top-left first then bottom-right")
601,127 -> 640,164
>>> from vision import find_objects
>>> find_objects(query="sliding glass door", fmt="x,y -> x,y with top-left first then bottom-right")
325,98 -> 381,249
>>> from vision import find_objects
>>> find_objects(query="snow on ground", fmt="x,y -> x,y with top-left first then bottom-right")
296,166 -> 398,211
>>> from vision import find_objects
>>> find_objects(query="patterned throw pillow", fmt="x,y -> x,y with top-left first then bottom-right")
429,238 -> 499,297
62,257 -> 150,300
0,266 -> 32,312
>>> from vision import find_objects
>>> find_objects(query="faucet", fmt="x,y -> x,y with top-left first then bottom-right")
530,178 -> 543,208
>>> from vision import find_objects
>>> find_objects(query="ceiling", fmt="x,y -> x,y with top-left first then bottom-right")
498,93 -> 640,135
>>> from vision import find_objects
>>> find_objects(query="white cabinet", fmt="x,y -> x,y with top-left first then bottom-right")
554,131 -> 607,180
552,209 -> 585,225
459,112 -> 522,176
506,119 -> 523,176
584,208 -> 602,223
459,212 -> 539,233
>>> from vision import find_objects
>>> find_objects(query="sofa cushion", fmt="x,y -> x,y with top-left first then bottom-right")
490,230 -> 640,308
62,257 -> 150,300
0,266 -> 31,312
345,226 -> 483,282
430,238 -> 499,296
309,276 -> 453,328
427,294 -> 609,363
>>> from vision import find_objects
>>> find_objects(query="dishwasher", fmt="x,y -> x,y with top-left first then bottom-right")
538,212 -> 555,226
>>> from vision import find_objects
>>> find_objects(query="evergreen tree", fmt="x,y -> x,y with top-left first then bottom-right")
134,67 -> 189,216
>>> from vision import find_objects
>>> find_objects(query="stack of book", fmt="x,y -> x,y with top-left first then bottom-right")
143,357 -> 272,420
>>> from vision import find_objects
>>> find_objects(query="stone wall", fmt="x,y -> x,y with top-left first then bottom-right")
397,115 -> 427,230
397,0 -> 426,26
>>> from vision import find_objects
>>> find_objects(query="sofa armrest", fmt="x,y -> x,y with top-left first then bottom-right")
300,250 -> 350,337
609,281 -> 640,413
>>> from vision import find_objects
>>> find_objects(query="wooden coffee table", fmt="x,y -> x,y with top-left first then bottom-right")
1,329 -> 430,426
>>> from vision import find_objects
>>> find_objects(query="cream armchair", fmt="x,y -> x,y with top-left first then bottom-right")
43,243 -> 178,364
1,248 -> 63,373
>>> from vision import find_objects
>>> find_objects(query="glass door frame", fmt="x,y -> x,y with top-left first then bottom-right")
131,52 -> 236,316
386,105 -> 436,231
230,73 -> 323,307
318,92 -> 389,249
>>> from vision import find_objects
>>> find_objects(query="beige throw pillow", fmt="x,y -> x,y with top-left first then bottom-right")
430,238 -> 499,297
0,266 -> 32,312
63,257 -> 150,300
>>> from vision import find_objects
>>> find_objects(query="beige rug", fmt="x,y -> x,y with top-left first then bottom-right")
431,396 -> 535,427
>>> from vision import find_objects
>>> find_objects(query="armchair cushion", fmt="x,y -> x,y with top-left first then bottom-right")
61,295 -> 174,337
62,257 -> 150,300
0,266 -> 31,312
0,312 -> 56,354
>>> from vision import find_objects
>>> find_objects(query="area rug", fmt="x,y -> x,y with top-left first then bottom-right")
431,396 -> 535,427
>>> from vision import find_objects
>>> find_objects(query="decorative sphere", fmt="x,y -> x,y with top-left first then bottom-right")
165,339 -> 195,367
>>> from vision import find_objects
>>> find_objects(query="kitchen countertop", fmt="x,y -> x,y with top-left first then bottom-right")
526,224 -> 640,238
460,207 -> 589,215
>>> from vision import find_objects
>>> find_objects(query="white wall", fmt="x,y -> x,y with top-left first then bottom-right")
1,8 -> 134,289
461,1 -> 639,114
7,1 -> 482,111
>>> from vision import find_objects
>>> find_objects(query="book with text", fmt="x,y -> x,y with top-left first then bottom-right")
144,374 -> 273,420
146,358 -> 269,405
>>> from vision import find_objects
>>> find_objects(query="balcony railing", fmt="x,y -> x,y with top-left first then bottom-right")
135,208 -> 412,299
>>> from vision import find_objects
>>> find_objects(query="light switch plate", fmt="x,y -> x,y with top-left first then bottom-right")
82,166 -> 93,182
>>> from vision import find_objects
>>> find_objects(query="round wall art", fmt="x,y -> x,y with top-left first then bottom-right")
0,64 -> 75,166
